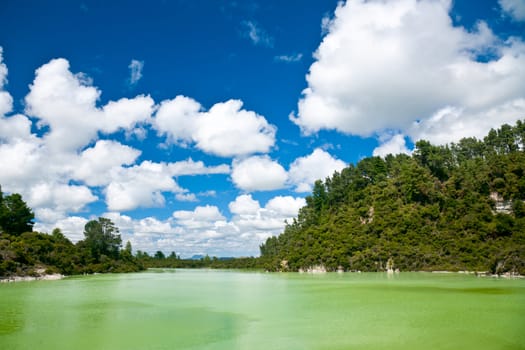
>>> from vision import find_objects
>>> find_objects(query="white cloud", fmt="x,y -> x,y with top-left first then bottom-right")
38,194 -> 305,257
291,0 -> 525,145
128,59 -> 144,85
229,194 -> 261,215
167,158 -> 230,176
408,98 -> 525,144
155,96 -> 201,145
102,95 -> 154,134
24,58 -> 154,152
27,182 -> 97,213
0,139 -> 45,191
0,114 -> 33,141
0,47 -> 7,88
155,97 -> 276,157
231,155 -> 288,191
0,49 -> 31,142
0,49 -> 290,258
373,134 -> 411,157
288,148 -> 346,192
105,161 -> 186,211
500,0 -> 525,21
173,205 -> 226,229
228,194 -> 306,240
265,196 -> 306,217
0,47 -> 13,117
34,216 -> 89,243
175,193 -> 198,202
74,140 -> 141,186
275,53 -> 303,63
241,20 -> 274,47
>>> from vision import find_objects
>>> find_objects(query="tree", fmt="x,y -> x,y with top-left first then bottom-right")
121,241 -> 133,261
81,217 -> 122,261
0,188 -> 34,236
154,250 -> 165,259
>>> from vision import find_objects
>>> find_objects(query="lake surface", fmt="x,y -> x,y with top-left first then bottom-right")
1,270 -> 524,350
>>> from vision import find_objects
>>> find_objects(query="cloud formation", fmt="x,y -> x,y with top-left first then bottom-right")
288,148 -> 346,192
25,58 -> 154,151
155,97 -> 276,157
372,134 -> 411,157
0,54 -> 231,227
499,0 -> 525,21
275,53 -> 303,63
128,59 -> 144,86
231,156 -> 288,191
292,0 -> 525,148
241,20 -> 274,47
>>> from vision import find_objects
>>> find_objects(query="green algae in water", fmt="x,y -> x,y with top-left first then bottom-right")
1,270 -> 524,350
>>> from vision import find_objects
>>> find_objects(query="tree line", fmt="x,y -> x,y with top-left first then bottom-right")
0,189 -> 257,277
259,120 -> 525,274
0,194 -> 144,277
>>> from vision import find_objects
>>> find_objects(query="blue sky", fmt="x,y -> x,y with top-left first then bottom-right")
0,0 -> 524,257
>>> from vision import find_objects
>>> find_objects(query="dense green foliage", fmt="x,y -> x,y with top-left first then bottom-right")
0,188 -> 34,236
135,251 -> 259,269
260,121 -> 525,274
0,194 -> 144,277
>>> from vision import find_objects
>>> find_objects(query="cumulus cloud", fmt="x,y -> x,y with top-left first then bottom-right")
27,182 -> 97,213
0,47 -> 13,117
288,148 -> 346,192
228,194 -> 261,215
0,49 -> 292,257
0,114 -> 33,141
167,158 -> 230,176
103,158 -> 230,212
241,20 -> 274,47
105,161 -> 186,212
229,194 -> 306,238
173,205 -> 226,229
34,216 -> 89,242
0,54 -> 235,221
0,140 -> 45,191
292,0 -> 525,147
0,49 -> 32,142
155,97 -> 276,157
73,140 -> 141,186
408,99 -> 525,144
128,59 -> 144,86
231,155 -> 288,192
36,194 -> 306,257
24,58 -> 154,151
500,0 -> 525,21
373,134 -> 411,157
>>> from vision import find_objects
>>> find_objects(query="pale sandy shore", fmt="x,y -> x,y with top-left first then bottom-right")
1,268 -> 64,283
0,273 -> 64,283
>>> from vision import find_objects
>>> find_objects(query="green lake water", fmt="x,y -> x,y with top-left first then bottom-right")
1,270 -> 524,350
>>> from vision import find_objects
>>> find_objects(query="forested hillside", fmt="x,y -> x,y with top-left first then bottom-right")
0,193 -> 144,277
260,121 -> 525,274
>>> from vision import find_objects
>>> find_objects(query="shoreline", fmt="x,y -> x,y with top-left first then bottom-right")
0,273 -> 64,283
2,269 -> 523,283
0,267 -> 64,283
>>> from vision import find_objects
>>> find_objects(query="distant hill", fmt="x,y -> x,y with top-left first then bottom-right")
259,121 -> 525,275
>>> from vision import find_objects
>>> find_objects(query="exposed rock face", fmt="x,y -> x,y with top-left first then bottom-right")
360,206 -> 374,225
490,192 -> 513,214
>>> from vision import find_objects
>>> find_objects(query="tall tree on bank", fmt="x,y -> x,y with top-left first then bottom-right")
81,217 -> 122,261
0,187 -> 34,236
